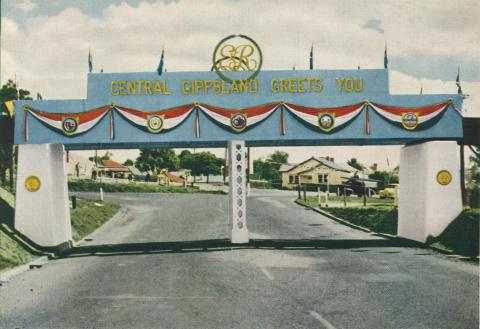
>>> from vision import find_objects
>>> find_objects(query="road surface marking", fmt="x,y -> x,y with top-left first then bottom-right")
260,267 -> 274,280
309,311 -> 337,329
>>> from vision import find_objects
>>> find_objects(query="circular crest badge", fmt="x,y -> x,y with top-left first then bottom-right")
436,170 -> 452,185
212,34 -> 263,83
231,113 -> 247,132
146,115 -> 164,133
25,175 -> 41,192
401,112 -> 419,130
318,113 -> 335,132
61,117 -> 79,135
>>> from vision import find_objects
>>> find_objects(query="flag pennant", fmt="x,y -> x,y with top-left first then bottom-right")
456,67 -> 462,94
114,104 -> 194,134
88,49 -> 93,73
157,48 -> 165,76
384,44 -> 388,69
25,105 -> 110,137
368,100 -> 452,130
284,102 -> 365,133
309,44 -> 313,70
199,103 -> 279,133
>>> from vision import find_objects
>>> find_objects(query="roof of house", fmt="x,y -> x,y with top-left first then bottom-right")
126,166 -> 143,176
279,164 -> 296,172
101,159 -> 130,172
283,157 -> 353,174
164,171 -> 184,183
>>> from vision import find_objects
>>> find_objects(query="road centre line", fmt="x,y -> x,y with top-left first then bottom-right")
260,267 -> 274,280
309,310 -> 338,329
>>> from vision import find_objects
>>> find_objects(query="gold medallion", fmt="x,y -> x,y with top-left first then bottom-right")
25,175 -> 41,192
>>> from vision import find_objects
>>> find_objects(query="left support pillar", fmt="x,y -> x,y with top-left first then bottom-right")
15,144 -> 72,249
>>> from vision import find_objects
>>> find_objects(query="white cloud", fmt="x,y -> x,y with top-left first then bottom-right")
15,0 -> 38,13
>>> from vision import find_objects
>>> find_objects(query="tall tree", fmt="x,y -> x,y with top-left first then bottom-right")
347,158 -> 365,171
135,148 -> 179,173
0,80 -> 33,189
253,151 -> 289,182
123,159 -> 134,166
180,151 -> 222,183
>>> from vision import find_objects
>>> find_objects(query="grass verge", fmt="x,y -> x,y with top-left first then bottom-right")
70,198 -> 121,241
427,208 -> 479,257
69,179 -> 225,194
298,196 -> 479,257
0,187 -> 35,272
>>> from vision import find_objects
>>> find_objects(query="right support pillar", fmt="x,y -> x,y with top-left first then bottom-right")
398,141 -> 462,242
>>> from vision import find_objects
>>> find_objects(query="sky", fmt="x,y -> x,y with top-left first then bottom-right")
2,0 -> 479,168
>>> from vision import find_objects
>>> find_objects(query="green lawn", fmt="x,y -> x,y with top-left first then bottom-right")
0,187 -> 35,272
300,195 -> 394,208
1,188 -> 121,271
427,208 -> 479,257
70,198 -> 121,241
298,196 -> 479,257
68,179 -> 225,194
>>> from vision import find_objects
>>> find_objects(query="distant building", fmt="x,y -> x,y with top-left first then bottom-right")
158,169 -> 185,186
280,156 -> 369,189
65,152 -> 94,178
100,159 -> 130,178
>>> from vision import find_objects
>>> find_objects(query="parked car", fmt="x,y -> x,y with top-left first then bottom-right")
379,184 -> 399,198
339,178 -> 378,196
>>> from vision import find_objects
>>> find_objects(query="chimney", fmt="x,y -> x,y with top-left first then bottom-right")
325,156 -> 330,161
372,163 -> 378,171
329,157 -> 334,162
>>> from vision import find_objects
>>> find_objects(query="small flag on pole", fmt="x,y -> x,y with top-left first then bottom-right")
157,48 -> 165,76
384,44 -> 388,69
456,67 -> 463,94
309,43 -> 313,70
88,49 -> 93,73
15,74 -> 19,100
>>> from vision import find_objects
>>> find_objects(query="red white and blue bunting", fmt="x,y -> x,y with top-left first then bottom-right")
21,100 -> 458,140
368,100 -> 453,130
114,104 -> 195,134
198,103 -> 279,133
24,105 -> 111,140
284,102 -> 365,133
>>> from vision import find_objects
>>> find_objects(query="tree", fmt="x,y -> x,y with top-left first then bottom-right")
135,148 -> 179,173
123,159 -> 134,166
0,79 -> 34,189
253,151 -> 289,183
368,170 -> 399,189
89,151 -> 113,164
347,158 -> 365,171
180,151 -> 223,183
269,151 -> 289,165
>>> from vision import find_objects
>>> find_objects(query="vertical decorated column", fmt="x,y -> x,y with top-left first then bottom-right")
228,140 -> 249,243
15,144 -> 72,250
398,141 -> 462,242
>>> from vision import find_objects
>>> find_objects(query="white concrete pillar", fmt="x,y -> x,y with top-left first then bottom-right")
398,141 -> 462,242
15,144 -> 72,248
228,140 -> 249,243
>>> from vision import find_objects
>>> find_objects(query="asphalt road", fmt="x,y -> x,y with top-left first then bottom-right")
1,189 -> 478,329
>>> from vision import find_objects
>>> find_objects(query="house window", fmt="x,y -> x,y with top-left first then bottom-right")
304,175 -> 312,180
294,175 -> 299,184
318,174 -> 329,183
289,175 -> 294,184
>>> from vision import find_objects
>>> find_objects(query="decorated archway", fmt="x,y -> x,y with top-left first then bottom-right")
11,68 -> 464,250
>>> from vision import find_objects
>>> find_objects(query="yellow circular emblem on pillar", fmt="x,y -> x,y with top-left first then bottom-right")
436,170 -> 452,186
25,175 -> 41,192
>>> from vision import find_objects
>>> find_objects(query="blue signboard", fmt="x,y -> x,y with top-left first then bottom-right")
13,69 -> 463,149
